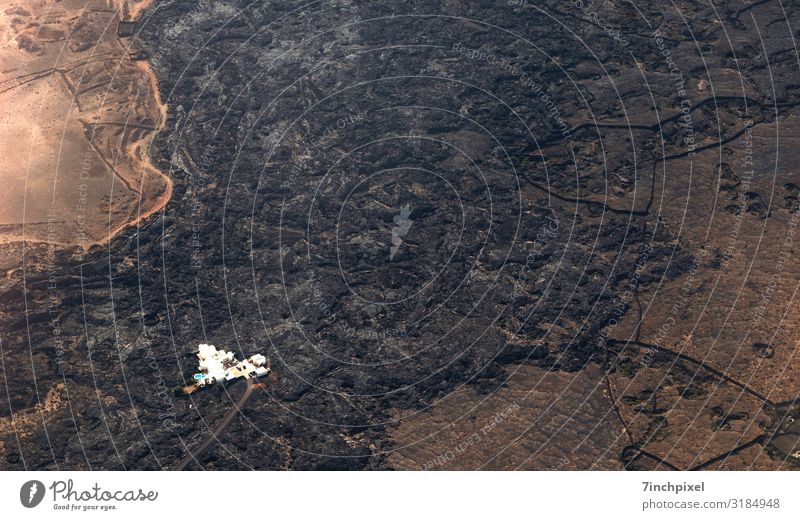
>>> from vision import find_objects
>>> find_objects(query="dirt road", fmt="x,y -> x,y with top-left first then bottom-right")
176,382 -> 255,471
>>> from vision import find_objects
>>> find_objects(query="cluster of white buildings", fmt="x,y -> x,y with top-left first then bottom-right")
193,343 -> 270,387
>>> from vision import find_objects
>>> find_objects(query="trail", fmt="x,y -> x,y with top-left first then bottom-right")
0,0 -> 172,248
607,338 -> 774,406
96,0 -> 174,247
176,382 -> 255,471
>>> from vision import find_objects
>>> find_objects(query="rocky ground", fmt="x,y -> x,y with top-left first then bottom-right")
1,0 -> 800,470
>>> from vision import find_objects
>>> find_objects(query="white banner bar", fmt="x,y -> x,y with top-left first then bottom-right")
2,471 -> 797,519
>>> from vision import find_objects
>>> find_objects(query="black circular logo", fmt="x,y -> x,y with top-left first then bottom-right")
20,480 -> 45,508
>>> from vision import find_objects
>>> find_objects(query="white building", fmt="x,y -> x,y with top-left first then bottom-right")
194,344 -> 270,387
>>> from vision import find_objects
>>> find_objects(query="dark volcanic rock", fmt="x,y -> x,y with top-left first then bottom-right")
2,0 -> 799,470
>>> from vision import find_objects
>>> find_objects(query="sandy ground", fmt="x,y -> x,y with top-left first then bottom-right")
387,364 -> 629,470
0,0 -> 170,247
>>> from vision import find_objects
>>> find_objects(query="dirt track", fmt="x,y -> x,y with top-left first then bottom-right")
176,383 -> 255,471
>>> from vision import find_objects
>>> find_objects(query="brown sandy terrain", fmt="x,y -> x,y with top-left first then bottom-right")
388,364 -> 628,470
0,0 -> 169,247
0,382 -> 65,439
596,114 -> 800,468
613,116 -> 800,403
